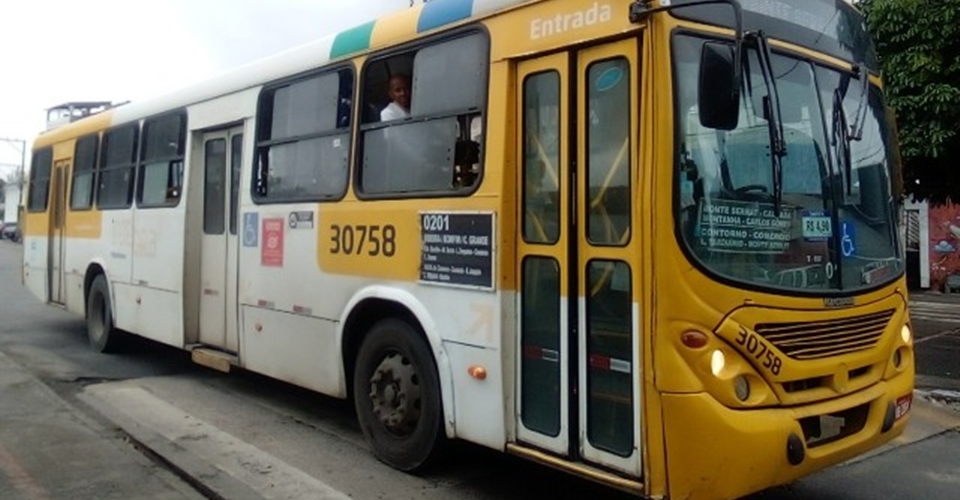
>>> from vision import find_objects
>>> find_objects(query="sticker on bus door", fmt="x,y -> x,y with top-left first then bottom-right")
262,218 -> 284,267
243,213 -> 259,247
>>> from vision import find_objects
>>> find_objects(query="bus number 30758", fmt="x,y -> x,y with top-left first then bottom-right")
736,327 -> 783,375
330,224 -> 397,257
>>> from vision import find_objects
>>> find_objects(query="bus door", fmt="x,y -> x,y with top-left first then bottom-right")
516,39 -> 642,476
49,159 -> 70,304
198,127 -> 243,353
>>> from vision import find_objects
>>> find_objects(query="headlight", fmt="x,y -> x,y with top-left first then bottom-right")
900,324 -> 912,344
711,349 -> 726,376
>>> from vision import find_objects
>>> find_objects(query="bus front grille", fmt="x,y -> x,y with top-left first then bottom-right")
755,310 -> 895,360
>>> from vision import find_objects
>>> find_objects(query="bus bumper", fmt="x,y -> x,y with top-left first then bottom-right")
660,374 -> 913,500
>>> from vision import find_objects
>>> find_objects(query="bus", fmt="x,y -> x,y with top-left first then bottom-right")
21,0 -> 914,498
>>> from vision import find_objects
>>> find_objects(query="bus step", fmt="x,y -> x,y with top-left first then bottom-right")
191,347 -> 237,373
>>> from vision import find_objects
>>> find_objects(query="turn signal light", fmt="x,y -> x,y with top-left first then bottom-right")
681,330 -> 709,349
468,365 -> 487,380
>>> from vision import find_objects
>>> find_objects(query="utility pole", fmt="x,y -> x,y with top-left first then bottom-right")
0,137 -> 27,212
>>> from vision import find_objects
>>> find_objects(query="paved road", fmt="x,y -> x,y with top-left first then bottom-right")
909,292 -> 960,390
910,299 -> 960,326
3,238 -> 960,500
0,242 -> 206,500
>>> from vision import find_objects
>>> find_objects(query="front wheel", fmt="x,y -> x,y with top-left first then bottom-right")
353,319 -> 447,472
86,275 -> 121,353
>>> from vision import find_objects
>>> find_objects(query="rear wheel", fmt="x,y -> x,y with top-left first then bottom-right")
86,275 -> 120,353
353,318 -> 446,471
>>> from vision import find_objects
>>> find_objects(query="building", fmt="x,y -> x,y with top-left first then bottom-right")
904,198 -> 960,292
2,183 -> 21,224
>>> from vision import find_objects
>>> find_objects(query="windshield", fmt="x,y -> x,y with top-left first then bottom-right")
674,34 -> 902,294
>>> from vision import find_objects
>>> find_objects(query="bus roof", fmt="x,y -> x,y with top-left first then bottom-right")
36,0 -> 537,146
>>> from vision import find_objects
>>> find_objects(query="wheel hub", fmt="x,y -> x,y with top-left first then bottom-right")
369,352 -> 421,436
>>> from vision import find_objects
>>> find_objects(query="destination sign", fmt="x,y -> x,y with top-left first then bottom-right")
420,212 -> 495,289
695,200 -> 795,253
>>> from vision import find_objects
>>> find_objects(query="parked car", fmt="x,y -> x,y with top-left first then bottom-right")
0,222 -> 19,242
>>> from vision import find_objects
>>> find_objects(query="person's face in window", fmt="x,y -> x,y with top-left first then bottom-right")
388,75 -> 411,110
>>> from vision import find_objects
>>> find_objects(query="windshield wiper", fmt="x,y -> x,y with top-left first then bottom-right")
833,87 -> 853,196
748,31 -> 787,215
848,65 -> 869,141
834,66 -> 868,196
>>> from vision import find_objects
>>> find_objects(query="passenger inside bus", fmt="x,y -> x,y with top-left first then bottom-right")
380,74 -> 412,121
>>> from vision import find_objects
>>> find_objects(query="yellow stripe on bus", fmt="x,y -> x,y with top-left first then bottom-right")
370,5 -> 423,48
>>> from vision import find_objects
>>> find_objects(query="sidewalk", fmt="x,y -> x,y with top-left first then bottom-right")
0,350 -> 205,500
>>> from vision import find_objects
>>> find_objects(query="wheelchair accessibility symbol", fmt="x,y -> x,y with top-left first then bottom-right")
841,221 -> 856,257
243,212 -> 259,247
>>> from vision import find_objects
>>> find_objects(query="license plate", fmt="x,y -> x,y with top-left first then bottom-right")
895,394 -> 912,420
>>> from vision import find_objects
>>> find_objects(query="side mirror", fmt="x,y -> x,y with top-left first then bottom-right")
698,42 -> 741,130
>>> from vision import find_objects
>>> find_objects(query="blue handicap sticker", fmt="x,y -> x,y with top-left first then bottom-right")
841,221 -> 856,257
243,212 -> 259,247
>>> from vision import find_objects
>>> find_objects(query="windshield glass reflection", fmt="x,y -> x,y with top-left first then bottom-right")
674,34 -> 901,293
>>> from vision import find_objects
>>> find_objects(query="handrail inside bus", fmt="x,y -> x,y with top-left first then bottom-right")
532,135 -> 560,189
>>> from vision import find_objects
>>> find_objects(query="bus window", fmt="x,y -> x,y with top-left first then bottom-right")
586,58 -> 631,246
358,33 -> 487,196
27,147 -> 53,212
70,134 -> 98,210
254,69 -> 353,202
522,71 -> 561,244
97,124 -> 139,209
138,112 -> 186,207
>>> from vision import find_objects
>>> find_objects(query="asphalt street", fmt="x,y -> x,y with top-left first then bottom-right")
909,291 -> 960,392
2,238 -> 960,500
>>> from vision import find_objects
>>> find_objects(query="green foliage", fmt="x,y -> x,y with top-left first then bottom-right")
862,0 -> 960,204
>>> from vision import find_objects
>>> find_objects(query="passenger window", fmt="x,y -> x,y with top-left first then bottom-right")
71,134 -> 98,210
97,124 -> 138,210
254,69 -> 353,202
358,33 -> 487,196
138,112 -> 186,207
28,147 -> 53,213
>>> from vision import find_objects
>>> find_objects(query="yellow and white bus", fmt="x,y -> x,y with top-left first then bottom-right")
22,0 -> 914,498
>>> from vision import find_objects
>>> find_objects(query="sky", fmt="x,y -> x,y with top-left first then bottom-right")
0,0 -> 417,180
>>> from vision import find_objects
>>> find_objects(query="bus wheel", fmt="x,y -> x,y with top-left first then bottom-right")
353,318 -> 446,472
86,275 -> 120,353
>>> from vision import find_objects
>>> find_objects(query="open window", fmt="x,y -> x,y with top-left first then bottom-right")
358,32 -> 487,196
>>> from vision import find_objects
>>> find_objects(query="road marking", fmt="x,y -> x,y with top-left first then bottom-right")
83,385 -> 351,500
914,329 -> 960,345
909,301 -> 960,325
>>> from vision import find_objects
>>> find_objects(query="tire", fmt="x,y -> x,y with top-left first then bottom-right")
86,275 -> 121,353
353,318 -> 447,472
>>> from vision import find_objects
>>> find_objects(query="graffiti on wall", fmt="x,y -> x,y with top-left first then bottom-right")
929,202 -> 960,291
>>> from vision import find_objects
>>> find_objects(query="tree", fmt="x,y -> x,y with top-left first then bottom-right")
861,0 -> 960,204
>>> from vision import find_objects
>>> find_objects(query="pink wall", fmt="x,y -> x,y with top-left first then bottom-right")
928,202 -> 960,291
